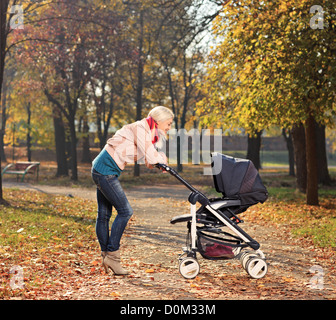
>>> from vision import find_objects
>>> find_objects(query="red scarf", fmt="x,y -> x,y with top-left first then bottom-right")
146,116 -> 159,144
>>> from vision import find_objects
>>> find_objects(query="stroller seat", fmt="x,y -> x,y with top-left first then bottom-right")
170,198 -> 242,225
209,198 -> 241,209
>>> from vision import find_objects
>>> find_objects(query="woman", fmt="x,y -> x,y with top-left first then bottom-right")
91,106 -> 174,275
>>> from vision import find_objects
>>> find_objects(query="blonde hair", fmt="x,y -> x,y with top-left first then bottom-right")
148,106 -> 174,123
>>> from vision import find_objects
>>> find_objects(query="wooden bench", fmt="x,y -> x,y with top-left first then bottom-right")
2,162 -> 40,182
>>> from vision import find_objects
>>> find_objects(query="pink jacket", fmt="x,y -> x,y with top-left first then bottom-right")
104,118 -> 167,170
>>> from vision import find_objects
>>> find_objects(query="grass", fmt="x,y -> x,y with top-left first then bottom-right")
0,190 -> 96,247
0,189 -> 98,298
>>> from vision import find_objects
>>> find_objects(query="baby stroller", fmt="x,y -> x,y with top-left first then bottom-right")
155,152 -> 269,279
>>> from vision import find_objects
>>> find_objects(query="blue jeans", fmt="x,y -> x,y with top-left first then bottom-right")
91,169 -> 133,252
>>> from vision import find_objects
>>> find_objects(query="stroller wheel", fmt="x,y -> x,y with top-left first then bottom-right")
240,251 -> 258,270
245,257 -> 268,279
179,257 -> 200,279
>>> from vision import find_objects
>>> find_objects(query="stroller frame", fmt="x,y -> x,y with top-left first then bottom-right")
155,158 -> 268,279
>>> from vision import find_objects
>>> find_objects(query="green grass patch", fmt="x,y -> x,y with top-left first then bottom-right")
0,189 -> 96,247
293,218 -> 336,248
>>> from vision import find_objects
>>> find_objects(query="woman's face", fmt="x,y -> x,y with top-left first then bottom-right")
157,118 -> 173,134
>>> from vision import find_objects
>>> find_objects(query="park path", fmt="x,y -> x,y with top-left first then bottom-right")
3,181 -> 336,300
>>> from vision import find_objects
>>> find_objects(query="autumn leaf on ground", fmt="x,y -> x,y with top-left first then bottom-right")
145,269 -> 155,273
110,292 -> 121,297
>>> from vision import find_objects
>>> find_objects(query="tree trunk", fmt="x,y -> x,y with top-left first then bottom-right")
26,102 -> 32,162
134,10 -> 144,177
69,117 -> 78,181
81,116 -> 91,163
291,123 -> 307,193
246,131 -> 262,170
315,122 -> 331,185
53,108 -> 68,177
0,77 -> 7,162
0,0 -> 10,204
0,0 -> 8,108
305,114 -> 319,206
282,128 -> 295,176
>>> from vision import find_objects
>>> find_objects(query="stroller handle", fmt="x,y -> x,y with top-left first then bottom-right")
155,163 -> 209,205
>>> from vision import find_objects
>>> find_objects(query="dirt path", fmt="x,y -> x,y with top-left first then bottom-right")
3,181 -> 336,300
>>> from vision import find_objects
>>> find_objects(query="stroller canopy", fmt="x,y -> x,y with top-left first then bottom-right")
211,153 -> 268,206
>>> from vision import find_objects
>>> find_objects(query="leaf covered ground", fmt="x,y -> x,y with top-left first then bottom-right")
0,187 -> 335,300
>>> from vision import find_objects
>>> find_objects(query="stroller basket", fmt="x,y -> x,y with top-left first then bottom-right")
197,230 -> 240,260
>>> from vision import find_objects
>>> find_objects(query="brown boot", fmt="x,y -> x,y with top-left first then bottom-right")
103,250 -> 128,275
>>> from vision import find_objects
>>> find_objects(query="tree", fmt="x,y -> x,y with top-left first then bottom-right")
5,70 -> 55,162
1,0 -> 30,203
1,1 -> 64,200
13,1 -> 126,180
0,0 -> 13,204
154,0 -> 208,172
122,0 -> 173,176
86,0 -> 130,150
197,0 -> 336,205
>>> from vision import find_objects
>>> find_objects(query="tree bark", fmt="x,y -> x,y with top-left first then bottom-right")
0,0 -> 10,204
0,77 -> 7,162
26,102 -> 32,162
305,114 -> 319,205
69,116 -> 78,181
291,123 -> 307,193
315,122 -> 331,185
0,0 -> 9,106
246,131 -> 262,170
282,128 -> 295,176
52,108 -> 68,177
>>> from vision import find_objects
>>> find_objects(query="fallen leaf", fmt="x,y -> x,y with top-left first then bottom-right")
145,269 -> 155,273
91,260 -> 100,266
282,277 -> 296,283
110,292 -> 121,297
